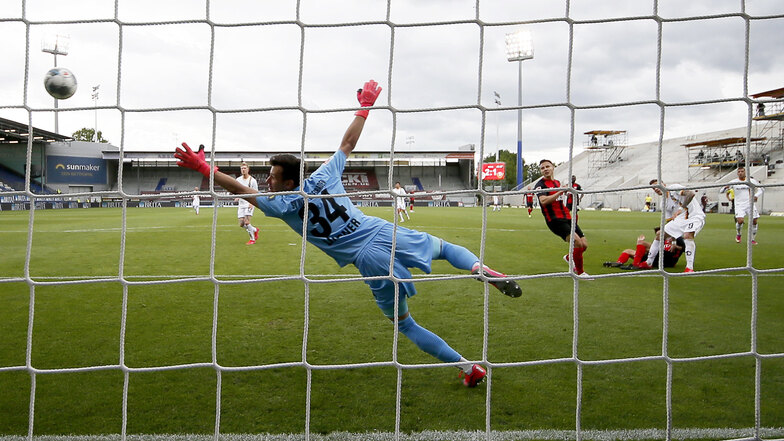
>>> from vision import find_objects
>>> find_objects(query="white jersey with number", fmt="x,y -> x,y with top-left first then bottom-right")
662,185 -> 704,237
392,187 -> 407,209
236,175 -> 258,217
236,175 -> 258,209
726,177 -> 762,208
667,184 -> 705,221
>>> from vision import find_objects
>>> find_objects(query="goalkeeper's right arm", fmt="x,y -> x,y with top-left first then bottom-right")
174,142 -> 260,208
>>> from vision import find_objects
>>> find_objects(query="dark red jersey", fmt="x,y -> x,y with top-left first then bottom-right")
534,178 -> 571,222
567,182 -> 581,209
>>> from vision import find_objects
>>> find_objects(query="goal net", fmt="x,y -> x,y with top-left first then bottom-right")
1,1 -> 783,441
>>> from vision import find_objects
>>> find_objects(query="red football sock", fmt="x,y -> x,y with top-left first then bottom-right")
618,252 -> 630,263
572,247 -> 585,274
632,244 -> 647,266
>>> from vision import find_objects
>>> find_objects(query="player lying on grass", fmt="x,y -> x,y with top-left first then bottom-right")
174,80 -> 522,387
603,227 -> 685,270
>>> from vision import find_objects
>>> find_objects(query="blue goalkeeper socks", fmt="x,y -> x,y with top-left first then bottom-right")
397,315 -> 461,363
431,236 -> 478,271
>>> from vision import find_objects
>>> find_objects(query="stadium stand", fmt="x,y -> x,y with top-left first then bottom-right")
120,165 -> 203,194
555,124 -> 784,213
0,163 -> 54,194
552,87 -> 783,213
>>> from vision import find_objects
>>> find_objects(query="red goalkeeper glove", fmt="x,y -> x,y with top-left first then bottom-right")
355,79 -> 382,119
174,142 -> 217,178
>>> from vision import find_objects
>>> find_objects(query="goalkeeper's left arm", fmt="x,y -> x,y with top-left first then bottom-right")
339,79 -> 382,158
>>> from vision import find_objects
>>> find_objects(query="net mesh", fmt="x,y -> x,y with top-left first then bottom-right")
2,1 -> 784,440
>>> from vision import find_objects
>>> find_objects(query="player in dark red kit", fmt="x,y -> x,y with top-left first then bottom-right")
567,175 -> 582,221
604,227 -> 685,270
525,192 -> 534,217
534,159 -> 590,278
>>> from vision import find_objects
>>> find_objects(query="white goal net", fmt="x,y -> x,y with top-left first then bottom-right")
1,1 -> 784,441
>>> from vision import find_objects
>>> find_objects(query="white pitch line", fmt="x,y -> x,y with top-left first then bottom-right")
6,272 -> 784,282
1,427 -> 783,441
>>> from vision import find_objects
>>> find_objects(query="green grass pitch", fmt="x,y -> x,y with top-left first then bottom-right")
0,206 -> 783,436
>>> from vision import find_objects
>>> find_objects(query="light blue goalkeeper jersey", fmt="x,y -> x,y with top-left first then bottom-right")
255,150 -> 387,267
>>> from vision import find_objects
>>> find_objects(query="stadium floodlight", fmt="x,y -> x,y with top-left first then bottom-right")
493,91 -> 502,162
92,85 -> 100,142
505,29 -> 533,188
41,34 -> 70,134
505,30 -> 534,62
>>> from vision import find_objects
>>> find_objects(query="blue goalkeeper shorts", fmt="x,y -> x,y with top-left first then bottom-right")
354,222 -> 434,318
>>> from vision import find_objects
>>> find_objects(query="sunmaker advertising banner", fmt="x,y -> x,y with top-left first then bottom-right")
47,155 -> 107,184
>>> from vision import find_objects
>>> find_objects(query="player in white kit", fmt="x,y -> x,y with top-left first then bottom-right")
236,162 -> 259,244
641,180 -> 705,273
392,182 -> 410,222
192,187 -> 200,215
724,167 -> 763,244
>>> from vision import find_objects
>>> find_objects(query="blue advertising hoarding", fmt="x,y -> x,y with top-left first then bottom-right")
47,155 -> 107,184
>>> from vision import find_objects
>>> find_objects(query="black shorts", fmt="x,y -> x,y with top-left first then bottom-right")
546,218 -> 584,241
526,200 -> 534,208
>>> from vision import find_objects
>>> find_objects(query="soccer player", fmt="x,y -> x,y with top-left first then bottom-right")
235,162 -> 259,245
534,159 -> 590,278
643,194 -> 652,212
492,194 -> 500,212
639,179 -> 705,272
567,175 -> 582,218
525,192 -> 534,218
726,187 -> 735,213
174,80 -> 522,387
392,182 -> 410,222
725,166 -> 763,244
603,227 -> 685,269
650,179 -> 681,222
409,195 -> 415,213
192,187 -> 200,215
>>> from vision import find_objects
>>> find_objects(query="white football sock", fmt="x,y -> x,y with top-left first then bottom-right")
684,239 -> 696,269
646,238 -> 661,266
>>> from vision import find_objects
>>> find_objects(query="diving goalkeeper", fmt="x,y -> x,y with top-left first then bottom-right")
174,80 -> 522,387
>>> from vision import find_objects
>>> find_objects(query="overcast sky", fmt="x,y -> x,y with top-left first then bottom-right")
0,0 -> 782,164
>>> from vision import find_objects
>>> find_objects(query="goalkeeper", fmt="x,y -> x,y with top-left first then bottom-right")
174,80 -> 522,387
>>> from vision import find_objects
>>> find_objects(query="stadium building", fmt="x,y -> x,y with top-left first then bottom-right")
2,86 -> 782,213
552,87 -> 784,214
0,115 -> 478,209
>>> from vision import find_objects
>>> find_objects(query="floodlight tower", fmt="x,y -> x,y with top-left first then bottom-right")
41,34 -> 70,134
493,91 -> 501,162
505,29 -> 533,188
91,85 -> 100,141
